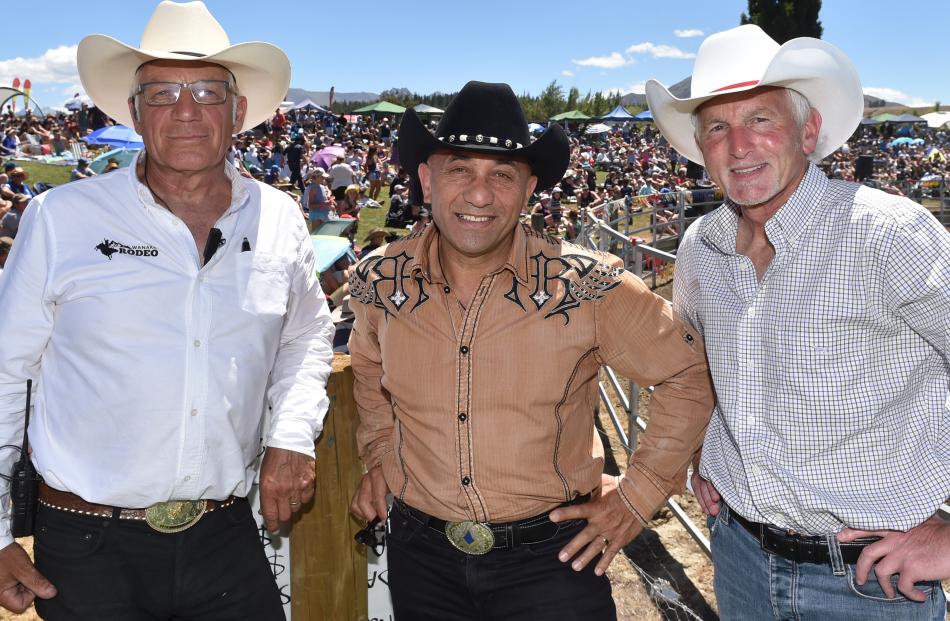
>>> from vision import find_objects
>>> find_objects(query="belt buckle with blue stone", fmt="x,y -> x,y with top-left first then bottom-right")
445,520 -> 494,555
144,500 -> 207,533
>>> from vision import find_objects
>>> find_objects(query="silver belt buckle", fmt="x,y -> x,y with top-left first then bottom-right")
144,500 -> 207,533
445,520 -> 495,555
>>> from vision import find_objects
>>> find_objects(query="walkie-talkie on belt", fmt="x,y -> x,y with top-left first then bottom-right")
11,379 -> 40,538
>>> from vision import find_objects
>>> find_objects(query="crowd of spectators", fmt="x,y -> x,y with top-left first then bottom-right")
2,97 -> 949,268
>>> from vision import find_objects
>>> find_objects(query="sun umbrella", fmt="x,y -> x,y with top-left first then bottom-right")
90,147 -> 141,174
82,125 -> 144,149
550,110 -> 589,121
585,123 -> 612,135
888,137 -> 914,147
311,235 -> 357,273
311,145 -> 347,170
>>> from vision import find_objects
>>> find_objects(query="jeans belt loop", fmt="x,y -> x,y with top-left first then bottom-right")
826,534 -> 846,576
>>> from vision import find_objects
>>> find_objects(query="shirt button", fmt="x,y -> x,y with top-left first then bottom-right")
458,413 -> 467,422
746,415 -> 756,425
193,339 -> 201,347
460,346 -> 469,355
751,465 -> 762,476
184,475 -> 191,482
197,275 -> 204,283
443,286 -> 451,294
191,409 -> 198,417
747,307 -> 756,318
461,476 -> 471,486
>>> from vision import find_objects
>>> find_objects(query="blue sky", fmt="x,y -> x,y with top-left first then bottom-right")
1,0 -> 946,110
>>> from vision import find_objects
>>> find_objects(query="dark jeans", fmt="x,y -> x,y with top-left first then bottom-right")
34,498 -> 284,621
387,502 -> 616,621
288,163 -> 304,193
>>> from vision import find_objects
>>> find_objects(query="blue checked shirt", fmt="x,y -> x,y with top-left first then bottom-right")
673,164 -> 950,535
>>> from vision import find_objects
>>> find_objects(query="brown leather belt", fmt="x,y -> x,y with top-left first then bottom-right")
38,483 -> 239,522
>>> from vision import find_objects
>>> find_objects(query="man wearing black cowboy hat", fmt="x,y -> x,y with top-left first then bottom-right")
348,81 -> 714,619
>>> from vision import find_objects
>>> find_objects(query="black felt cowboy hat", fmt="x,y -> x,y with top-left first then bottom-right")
398,81 -> 570,191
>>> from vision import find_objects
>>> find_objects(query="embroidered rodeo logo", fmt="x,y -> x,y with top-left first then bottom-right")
349,251 -> 429,316
95,239 -> 160,260
504,252 -> 623,324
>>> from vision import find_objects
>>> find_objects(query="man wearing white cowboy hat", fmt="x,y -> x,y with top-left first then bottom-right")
647,24 -> 950,619
0,2 -> 334,619
347,80 -> 715,619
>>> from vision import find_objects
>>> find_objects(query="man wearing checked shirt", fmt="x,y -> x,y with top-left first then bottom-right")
648,25 -> 950,619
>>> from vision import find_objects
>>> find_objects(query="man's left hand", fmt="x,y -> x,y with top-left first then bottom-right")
837,515 -> 950,601
259,447 -> 316,533
549,489 -> 644,576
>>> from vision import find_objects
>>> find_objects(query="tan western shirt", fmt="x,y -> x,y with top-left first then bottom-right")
349,223 -> 714,524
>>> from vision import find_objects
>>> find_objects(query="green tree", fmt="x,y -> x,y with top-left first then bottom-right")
740,0 -> 822,43
566,86 -> 580,111
537,80 -> 567,120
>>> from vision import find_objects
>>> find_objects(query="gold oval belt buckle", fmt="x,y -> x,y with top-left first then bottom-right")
144,500 -> 207,533
445,520 -> 495,555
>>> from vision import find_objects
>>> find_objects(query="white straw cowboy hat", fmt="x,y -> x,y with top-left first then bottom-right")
77,1 -> 290,133
645,24 -> 863,165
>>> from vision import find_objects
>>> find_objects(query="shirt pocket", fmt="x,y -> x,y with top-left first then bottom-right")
234,252 -> 291,316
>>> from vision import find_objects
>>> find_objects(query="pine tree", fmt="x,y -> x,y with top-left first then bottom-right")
740,0 -> 823,43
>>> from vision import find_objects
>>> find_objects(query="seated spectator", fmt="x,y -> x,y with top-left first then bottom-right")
0,234 -> 10,273
385,183 -> 411,228
70,158 -> 97,181
360,228 -> 390,257
0,194 -> 30,238
305,167 -> 334,232
3,168 -> 33,199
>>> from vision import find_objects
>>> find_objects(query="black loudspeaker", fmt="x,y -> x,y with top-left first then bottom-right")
855,155 -> 874,181
686,160 -> 704,180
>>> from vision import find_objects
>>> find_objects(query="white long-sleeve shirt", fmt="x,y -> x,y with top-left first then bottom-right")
0,155 -> 334,547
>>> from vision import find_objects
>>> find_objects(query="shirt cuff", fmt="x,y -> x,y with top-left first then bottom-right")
617,464 -> 671,526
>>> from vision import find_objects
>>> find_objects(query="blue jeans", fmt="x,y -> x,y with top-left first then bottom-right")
709,504 -> 947,621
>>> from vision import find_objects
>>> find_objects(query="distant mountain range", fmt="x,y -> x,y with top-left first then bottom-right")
285,87 -> 378,106
621,76 -> 902,109
290,79 -> 903,111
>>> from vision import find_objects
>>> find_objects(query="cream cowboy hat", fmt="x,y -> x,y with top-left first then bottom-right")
77,1 -> 290,133
645,24 -> 863,165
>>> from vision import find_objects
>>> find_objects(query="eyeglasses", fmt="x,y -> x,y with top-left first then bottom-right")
133,80 -> 234,106
353,517 -> 384,556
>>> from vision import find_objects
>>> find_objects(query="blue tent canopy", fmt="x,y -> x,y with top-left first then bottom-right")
599,105 -> 636,121
634,109 -> 653,121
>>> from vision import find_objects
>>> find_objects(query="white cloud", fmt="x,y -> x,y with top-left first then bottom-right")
0,45 -> 80,90
561,69 -> 574,77
674,29 -> 704,38
602,81 -> 647,97
863,87 -> 934,108
625,42 -> 695,59
572,52 -> 632,69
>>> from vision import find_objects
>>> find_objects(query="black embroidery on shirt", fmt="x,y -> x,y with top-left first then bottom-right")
348,251 -> 429,316
94,239 -> 159,260
411,276 -> 430,312
503,276 -> 525,311
506,252 -> 623,325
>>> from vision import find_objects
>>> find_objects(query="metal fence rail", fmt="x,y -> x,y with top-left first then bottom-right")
579,205 -> 712,558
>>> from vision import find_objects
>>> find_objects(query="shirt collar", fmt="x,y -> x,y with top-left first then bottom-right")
700,163 -> 828,255
129,149 -> 250,216
411,222 -> 531,286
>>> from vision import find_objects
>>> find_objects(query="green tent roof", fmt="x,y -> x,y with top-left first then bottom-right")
871,112 -> 897,122
352,101 -> 406,114
550,110 -> 590,121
